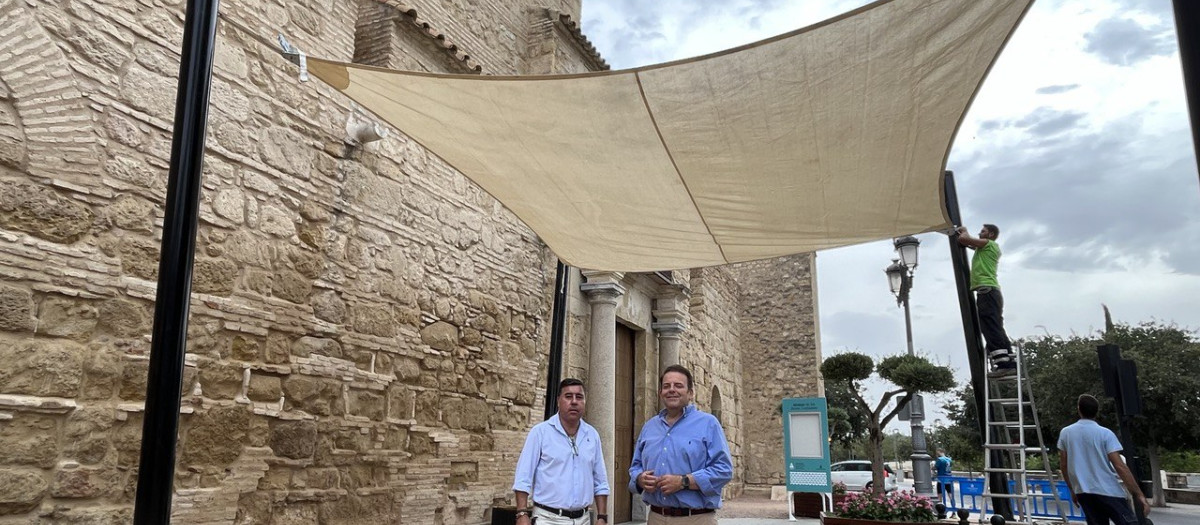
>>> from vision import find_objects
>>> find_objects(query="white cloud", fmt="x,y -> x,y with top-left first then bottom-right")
582,0 -> 1200,433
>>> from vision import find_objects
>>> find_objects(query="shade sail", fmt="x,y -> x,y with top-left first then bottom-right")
301,0 -> 1033,272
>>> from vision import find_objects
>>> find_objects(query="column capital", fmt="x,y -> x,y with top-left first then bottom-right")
580,281 -> 626,305
652,321 -> 686,340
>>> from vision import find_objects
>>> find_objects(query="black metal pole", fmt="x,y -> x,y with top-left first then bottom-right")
133,0 -> 220,522
943,171 -> 1012,519
543,260 -> 569,420
1172,0 -> 1200,184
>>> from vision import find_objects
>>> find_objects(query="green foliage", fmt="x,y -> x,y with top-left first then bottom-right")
1160,450 -> 1200,473
878,354 -> 957,393
1024,321 -> 1200,453
822,352 -> 875,382
826,380 -> 869,447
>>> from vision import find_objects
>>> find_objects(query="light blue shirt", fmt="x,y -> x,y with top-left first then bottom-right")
629,404 -> 733,509
1057,419 -> 1127,498
513,414 -> 610,510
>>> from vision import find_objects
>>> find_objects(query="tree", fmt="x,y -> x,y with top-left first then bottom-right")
826,379 -> 869,450
1022,320 -> 1200,507
936,384 -> 984,472
821,352 -> 956,495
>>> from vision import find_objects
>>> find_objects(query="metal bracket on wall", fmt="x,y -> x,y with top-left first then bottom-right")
278,34 -> 308,82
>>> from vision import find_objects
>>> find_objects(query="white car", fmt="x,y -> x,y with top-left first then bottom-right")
830,460 -> 898,492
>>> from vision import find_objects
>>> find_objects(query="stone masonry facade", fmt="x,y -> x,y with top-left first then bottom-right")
0,0 -> 820,523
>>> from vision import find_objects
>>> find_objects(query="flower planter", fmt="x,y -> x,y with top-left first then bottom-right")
820,513 -> 929,525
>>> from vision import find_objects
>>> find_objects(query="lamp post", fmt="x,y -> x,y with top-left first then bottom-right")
885,235 -> 934,497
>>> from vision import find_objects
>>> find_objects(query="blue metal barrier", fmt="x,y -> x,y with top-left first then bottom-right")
936,475 -> 1088,521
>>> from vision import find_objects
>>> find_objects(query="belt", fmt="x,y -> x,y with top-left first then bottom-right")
650,505 -> 715,517
534,502 -> 588,519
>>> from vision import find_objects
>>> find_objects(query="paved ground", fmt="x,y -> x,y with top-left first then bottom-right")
617,496 -> 1199,525
1142,502 -> 1200,525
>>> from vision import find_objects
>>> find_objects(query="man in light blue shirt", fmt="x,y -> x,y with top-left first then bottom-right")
1057,394 -> 1149,525
513,378 -> 609,525
629,364 -> 732,524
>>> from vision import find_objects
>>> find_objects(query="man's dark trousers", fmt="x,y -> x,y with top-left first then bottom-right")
976,287 -> 1014,368
1077,493 -> 1138,525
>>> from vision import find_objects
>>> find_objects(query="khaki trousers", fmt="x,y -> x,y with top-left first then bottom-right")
646,511 -> 718,525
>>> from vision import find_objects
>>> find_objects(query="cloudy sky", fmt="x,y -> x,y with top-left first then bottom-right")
582,0 -> 1200,429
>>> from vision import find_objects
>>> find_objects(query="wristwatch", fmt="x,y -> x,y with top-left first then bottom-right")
597,514 -> 609,522
682,474 -> 690,490
515,510 -> 530,519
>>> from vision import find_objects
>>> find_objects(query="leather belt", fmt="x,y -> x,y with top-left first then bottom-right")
650,505 -> 715,517
534,502 -> 588,519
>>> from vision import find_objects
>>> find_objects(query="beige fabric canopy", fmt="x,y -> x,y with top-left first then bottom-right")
302,0 -> 1034,272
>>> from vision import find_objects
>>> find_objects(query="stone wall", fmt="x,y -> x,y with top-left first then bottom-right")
0,0 -> 821,522
0,1 -> 598,523
683,265 -> 745,499
734,253 -> 823,488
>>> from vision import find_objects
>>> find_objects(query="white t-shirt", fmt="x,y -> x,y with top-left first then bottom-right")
1057,419 -> 1127,498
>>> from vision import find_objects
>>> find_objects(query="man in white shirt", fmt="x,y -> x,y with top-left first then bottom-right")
513,378 -> 609,525
1057,394 -> 1149,525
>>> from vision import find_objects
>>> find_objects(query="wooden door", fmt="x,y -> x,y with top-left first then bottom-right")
614,324 -> 635,523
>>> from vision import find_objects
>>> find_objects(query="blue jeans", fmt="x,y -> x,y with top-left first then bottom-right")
1077,493 -> 1138,525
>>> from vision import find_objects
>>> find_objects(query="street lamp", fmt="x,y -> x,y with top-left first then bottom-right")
884,236 -> 934,497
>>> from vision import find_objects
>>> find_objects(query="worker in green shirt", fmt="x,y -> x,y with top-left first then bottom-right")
956,224 -> 1016,377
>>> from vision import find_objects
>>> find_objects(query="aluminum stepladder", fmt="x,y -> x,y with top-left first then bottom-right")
980,344 -> 1069,524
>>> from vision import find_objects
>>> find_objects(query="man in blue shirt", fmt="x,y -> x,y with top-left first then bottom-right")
1058,394 -> 1149,525
629,364 -> 733,524
933,448 -> 953,501
513,378 -> 610,525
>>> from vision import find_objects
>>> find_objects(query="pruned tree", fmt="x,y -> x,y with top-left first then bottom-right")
821,352 -> 956,495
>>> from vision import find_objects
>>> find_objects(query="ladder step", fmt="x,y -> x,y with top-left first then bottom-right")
988,421 -> 1037,428
990,398 -> 1033,405
984,468 -> 1052,474
981,492 -> 1030,498
985,444 -> 1047,453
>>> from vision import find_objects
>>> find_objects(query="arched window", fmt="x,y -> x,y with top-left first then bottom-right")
711,385 -> 723,425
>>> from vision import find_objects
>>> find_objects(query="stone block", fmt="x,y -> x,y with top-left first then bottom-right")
181,405 -> 250,467
198,360 -> 244,400
118,360 -> 148,401
0,468 -> 48,515
0,284 -> 35,332
247,374 -> 282,402
311,291 -> 346,324
291,336 -> 341,359
272,269 -> 312,304
231,334 -> 262,361
193,257 -> 238,295
0,414 -> 58,468
97,298 -> 150,338
0,339 -> 86,397
106,194 -> 156,233
352,302 -> 397,337
420,321 -> 459,351
348,389 -> 384,420
0,181 -> 94,243
51,464 -> 121,499
270,420 -> 318,460
63,406 -> 116,465
38,296 -> 99,340
265,332 -> 292,364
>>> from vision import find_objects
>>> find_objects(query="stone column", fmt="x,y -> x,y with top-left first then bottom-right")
580,271 -> 625,519
652,283 -> 690,376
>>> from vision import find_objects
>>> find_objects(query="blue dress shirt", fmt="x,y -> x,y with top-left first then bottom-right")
513,414 -> 610,510
628,404 -> 732,509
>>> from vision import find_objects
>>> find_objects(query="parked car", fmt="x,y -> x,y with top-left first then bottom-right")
830,460 -> 898,492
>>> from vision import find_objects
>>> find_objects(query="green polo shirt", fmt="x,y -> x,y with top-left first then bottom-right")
969,240 -> 1001,290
